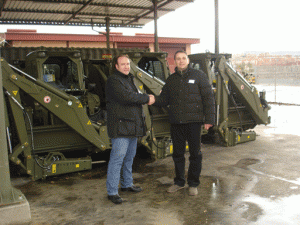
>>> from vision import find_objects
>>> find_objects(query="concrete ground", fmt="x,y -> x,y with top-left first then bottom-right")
10,122 -> 300,225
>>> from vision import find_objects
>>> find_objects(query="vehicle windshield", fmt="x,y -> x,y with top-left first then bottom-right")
43,57 -> 79,90
138,57 -> 166,82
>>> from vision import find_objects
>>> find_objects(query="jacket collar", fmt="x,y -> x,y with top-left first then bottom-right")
175,64 -> 192,77
115,70 -> 133,79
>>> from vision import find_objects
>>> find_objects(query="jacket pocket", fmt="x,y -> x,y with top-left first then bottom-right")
117,118 -> 136,136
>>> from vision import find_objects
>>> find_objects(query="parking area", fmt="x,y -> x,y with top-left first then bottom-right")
11,115 -> 300,225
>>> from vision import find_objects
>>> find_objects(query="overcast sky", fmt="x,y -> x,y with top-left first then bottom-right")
1,0 -> 299,54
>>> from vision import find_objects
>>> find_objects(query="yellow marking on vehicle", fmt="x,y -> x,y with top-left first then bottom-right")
52,164 -> 56,173
170,145 -> 173,154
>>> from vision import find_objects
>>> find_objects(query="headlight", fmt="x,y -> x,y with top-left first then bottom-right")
133,53 -> 141,58
38,51 -> 46,58
73,52 -> 81,58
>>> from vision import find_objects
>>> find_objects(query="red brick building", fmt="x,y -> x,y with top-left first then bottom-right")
1,29 -> 200,73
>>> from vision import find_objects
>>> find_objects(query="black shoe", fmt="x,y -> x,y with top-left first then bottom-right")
121,185 -> 142,192
108,194 -> 123,204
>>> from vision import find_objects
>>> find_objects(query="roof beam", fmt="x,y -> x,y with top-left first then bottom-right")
2,8 -> 154,20
64,0 -> 93,25
15,0 -> 175,12
0,0 -> 8,17
126,0 -> 184,25
0,19 -> 144,28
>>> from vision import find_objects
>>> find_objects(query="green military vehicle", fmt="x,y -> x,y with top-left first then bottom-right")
189,53 -> 270,146
1,47 -> 270,180
1,47 -> 172,180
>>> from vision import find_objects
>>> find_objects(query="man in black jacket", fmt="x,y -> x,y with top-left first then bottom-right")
154,50 -> 215,196
106,55 -> 155,204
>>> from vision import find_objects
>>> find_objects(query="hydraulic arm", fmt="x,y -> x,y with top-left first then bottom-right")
214,56 -> 270,146
189,53 -> 271,146
2,57 -> 109,180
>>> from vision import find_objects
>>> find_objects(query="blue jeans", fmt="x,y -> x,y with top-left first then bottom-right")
106,137 -> 138,196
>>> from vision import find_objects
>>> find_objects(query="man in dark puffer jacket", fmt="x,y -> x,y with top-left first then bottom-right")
106,55 -> 155,204
154,50 -> 215,196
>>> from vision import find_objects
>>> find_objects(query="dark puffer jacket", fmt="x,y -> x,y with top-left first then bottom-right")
106,70 -> 149,138
154,66 -> 215,125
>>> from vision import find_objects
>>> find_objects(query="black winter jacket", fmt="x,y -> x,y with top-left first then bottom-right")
106,70 -> 149,138
154,66 -> 215,124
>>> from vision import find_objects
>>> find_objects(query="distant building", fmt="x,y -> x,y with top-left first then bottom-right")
1,29 -> 200,73
232,53 -> 300,67
231,53 -> 300,85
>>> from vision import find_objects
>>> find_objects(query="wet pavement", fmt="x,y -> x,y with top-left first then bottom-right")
10,124 -> 300,225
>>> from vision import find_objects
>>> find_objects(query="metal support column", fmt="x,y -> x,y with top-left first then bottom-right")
153,0 -> 159,52
215,0 -> 219,54
0,47 -> 31,224
105,17 -> 110,49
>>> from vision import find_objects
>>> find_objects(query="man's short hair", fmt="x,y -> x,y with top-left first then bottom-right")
174,50 -> 188,60
114,54 -> 130,66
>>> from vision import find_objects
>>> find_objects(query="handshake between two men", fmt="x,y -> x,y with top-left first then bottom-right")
145,93 -> 213,131
148,94 -> 156,105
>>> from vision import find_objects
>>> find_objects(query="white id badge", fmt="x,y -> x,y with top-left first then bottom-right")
188,79 -> 195,84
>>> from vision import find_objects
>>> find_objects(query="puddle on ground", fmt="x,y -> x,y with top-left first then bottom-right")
241,194 -> 300,224
217,158 -> 262,179
234,201 -> 263,222
133,175 -> 227,225
234,158 -> 262,169
11,155 -> 300,225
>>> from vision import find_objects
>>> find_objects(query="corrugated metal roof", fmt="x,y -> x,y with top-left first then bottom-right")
0,0 -> 194,28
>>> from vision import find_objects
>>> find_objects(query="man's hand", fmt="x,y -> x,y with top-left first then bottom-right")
148,95 -> 155,105
204,124 -> 213,130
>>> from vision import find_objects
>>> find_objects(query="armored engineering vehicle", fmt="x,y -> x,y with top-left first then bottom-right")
1,47 -> 171,180
1,47 -> 270,180
189,53 -> 270,146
